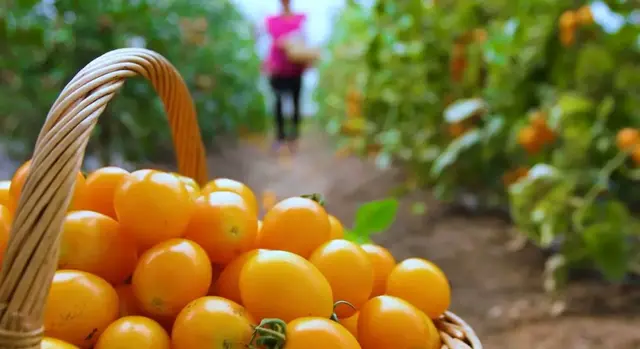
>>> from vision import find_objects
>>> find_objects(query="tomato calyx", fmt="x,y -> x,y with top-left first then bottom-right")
300,193 -> 325,206
330,300 -> 357,323
249,318 -> 287,349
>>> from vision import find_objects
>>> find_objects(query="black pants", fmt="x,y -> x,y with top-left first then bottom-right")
269,75 -> 302,141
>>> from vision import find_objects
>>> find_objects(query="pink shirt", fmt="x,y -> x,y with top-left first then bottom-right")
264,13 -> 307,77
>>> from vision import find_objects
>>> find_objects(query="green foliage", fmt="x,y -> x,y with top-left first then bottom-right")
346,198 -> 399,244
317,0 -> 640,287
0,0 -> 267,163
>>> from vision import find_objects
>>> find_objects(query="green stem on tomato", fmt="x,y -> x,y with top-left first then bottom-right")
249,318 -> 287,349
330,300 -> 357,323
301,193 -> 326,206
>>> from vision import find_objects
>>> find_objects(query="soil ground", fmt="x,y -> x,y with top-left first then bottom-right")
2,130 -> 640,348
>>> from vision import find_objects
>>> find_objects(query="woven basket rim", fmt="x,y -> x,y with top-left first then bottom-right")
437,311 -> 483,349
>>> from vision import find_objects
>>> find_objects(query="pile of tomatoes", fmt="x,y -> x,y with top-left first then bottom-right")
0,160 -> 452,349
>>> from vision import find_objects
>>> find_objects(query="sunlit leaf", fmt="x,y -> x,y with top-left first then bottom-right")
444,98 -> 488,123
352,198 -> 399,238
430,130 -> 482,177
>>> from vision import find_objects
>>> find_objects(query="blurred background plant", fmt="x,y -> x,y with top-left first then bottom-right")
0,0 -> 268,164
316,0 -> 640,288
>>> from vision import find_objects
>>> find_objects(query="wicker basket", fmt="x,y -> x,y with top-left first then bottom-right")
282,31 -> 321,65
0,48 -> 481,349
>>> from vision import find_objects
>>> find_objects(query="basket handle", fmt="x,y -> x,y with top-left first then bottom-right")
0,48 -> 208,348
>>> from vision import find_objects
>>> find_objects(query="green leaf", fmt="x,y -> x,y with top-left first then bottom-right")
344,229 -> 371,244
596,95 -> 615,121
582,222 -> 629,282
528,164 -> 560,180
483,115 -> 505,138
443,98 -> 488,123
556,93 -> 594,117
430,129 -> 482,177
620,166 -> 640,181
539,221 -> 556,248
351,198 -> 399,238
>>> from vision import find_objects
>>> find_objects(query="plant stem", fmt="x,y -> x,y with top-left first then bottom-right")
572,151 -> 628,231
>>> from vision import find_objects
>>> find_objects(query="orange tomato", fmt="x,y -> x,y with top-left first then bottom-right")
308,239 -> 373,317
146,314 -> 177,336
517,125 -> 543,154
172,173 -> 200,191
539,125 -> 556,144
424,314 -> 442,349
183,191 -> 258,264
450,57 -> 467,83
172,173 -> 201,200
340,312 -> 359,339
132,238 -> 212,318
114,169 -> 193,250
9,160 -> 86,215
83,167 -> 130,219
115,284 -> 143,317
95,316 -> 170,349
41,337 -> 80,349
0,205 -> 10,269
328,215 -> 344,239
560,28 -> 575,47
633,147 -> 640,165
386,258 -> 451,319
183,184 -> 200,200
257,197 -> 331,258
616,128 -> 640,152
360,244 -> 396,297
282,317 -> 360,349
529,110 -> 547,130
239,250 -> 333,322
201,178 -> 258,216
0,180 -> 10,208
253,220 -> 263,249
207,263 -> 224,295
214,249 -> 268,304
358,295 -> 432,349
559,10 -> 577,29
172,296 -> 255,349
577,5 -> 593,25
59,211 -> 138,285
44,270 -> 119,349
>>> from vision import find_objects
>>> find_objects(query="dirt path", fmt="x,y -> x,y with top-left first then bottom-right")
2,130 -> 640,348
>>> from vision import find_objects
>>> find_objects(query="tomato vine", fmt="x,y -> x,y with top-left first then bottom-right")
316,0 -> 640,288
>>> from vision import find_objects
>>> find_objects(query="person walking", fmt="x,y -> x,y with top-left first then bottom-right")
264,0 -> 309,152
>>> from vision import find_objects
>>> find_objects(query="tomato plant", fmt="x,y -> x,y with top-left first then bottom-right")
0,0 -> 267,163
317,0 -> 640,287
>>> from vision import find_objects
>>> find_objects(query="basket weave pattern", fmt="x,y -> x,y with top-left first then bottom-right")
436,312 -> 482,348
0,48 -> 207,348
0,48 -> 481,349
